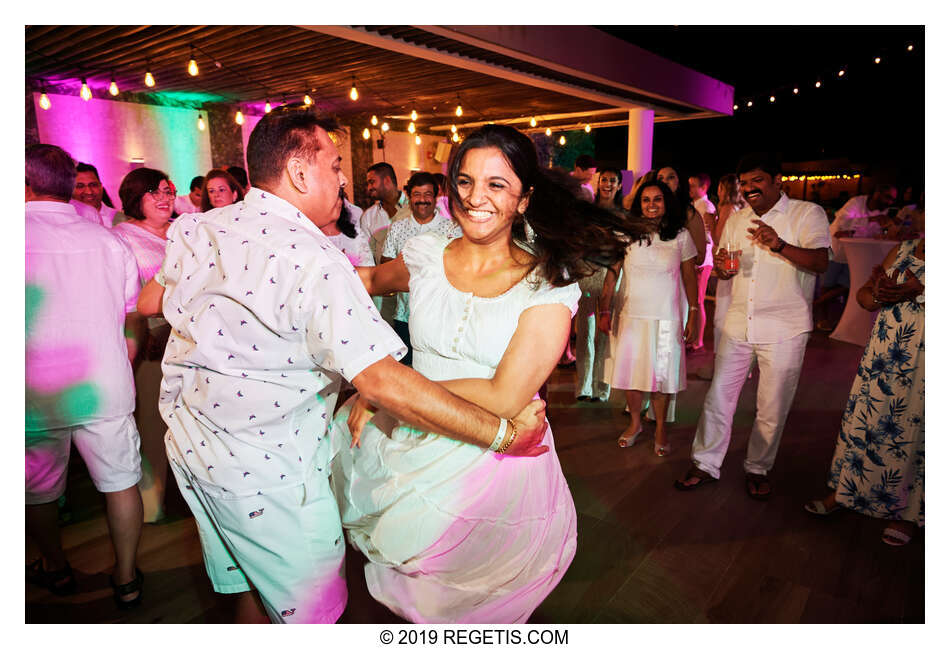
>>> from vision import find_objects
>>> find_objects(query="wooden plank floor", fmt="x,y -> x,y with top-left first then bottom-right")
25,329 -> 924,623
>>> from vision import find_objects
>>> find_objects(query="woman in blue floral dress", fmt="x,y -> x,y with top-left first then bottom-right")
806,225 -> 924,546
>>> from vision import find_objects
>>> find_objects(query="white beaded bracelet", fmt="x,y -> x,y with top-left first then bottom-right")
489,417 -> 508,452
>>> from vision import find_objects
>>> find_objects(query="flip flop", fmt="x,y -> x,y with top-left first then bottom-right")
745,472 -> 771,501
674,466 -> 717,490
881,527 -> 913,547
804,499 -> 842,516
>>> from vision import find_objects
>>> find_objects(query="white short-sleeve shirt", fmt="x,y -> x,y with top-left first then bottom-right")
719,194 -> 832,344
382,214 -> 462,322
156,189 -> 406,495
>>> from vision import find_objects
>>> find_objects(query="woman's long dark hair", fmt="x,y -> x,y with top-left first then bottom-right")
446,125 -> 646,287
629,180 -> 687,242
335,188 -> 358,238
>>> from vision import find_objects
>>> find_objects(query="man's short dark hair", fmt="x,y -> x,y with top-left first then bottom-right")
76,162 -> 101,180
736,153 -> 782,179
367,162 -> 397,186
189,175 -> 204,191
574,154 -> 596,171
690,172 -> 711,189
226,166 -> 249,188
246,104 -> 341,190
26,144 -> 76,201
406,171 -> 439,196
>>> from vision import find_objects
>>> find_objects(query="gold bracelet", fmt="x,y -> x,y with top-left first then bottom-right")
498,421 -> 519,454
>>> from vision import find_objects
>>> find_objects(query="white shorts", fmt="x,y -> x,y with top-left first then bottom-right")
166,438 -> 347,624
25,414 -> 142,505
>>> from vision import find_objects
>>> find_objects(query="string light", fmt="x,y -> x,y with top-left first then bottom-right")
815,80 -> 822,88
793,87 -> 800,94
769,95 -> 776,103
875,56 -> 882,64
838,69 -> 845,77
303,94 -> 312,105
188,46 -> 199,76
415,135 -> 421,145
39,91 -> 51,110
545,127 -> 552,136
529,117 -> 537,127
782,174 -> 861,182
262,100 -> 270,113
381,122 -> 389,132
362,127 -> 370,139
451,125 -> 457,133
80,78 -> 92,101
585,124 -> 591,133
370,115 -> 378,126
349,77 -> 359,101
197,114 -> 205,131
452,132 -> 459,143
235,109 -> 245,125
455,95 -> 463,117
109,75 -> 119,96
733,103 -> 738,110
907,44 -> 914,51
144,60 -> 155,87
746,100 -> 753,107
408,122 -> 416,134
410,109 -> 418,121
558,135 -> 566,145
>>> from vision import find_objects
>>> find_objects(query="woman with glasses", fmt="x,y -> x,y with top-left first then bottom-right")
113,168 -> 176,523
201,168 -> 245,212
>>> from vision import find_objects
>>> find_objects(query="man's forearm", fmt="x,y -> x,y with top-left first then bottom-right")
776,245 -> 829,274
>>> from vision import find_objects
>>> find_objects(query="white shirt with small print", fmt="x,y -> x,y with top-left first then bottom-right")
382,212 -> 462,322
155,188 -> 406,496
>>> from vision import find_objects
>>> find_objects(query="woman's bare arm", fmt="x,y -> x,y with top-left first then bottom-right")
356,254 -> 411,296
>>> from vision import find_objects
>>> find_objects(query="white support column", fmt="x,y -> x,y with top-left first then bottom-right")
626,108 -> 654,181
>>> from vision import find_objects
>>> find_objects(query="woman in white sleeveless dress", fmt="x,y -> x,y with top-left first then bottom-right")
330,125 -> 643,623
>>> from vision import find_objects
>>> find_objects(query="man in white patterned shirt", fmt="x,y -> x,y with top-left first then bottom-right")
136,106 -> 548,624
676,153 -> 831,500
381,171 -> 461,366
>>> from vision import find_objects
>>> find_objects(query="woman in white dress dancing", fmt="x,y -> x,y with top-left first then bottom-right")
331,125 -> 642,623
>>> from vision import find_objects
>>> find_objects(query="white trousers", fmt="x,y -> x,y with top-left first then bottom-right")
575,295 -> 610,400
691,331 -> 809,479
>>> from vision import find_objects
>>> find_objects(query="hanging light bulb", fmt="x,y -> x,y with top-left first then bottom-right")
235,109 -> 245,125
558,135 -> 566,145
415,135 -> 421,145
451,124 -> 457,133
455,103 -> 463,117
874,56 -> 882,64
907,43 -> 914,51
545,127 -> 552,136
188,46 -> 199,76
362,127 -> 371,140
452,132 -> 459,143
265,100 -> 272,113
39,91 -> 51,110
197,114 -> 206,131
585,124 -> 591,133
815,80 -> 822,88
144,60 -> 155,87
80,78 -> 92,101
747,100 -> 753,107
410,109 -> 418,121
371,115 -> 378,126
793,87 -> 800,94
838,69 -> 845,77
408,122 -> 416,134
733,104 -> 738,110
349,77 -> 359,101
304,94 -> 313,106
381,122 -> 389,132
529,117 -> 537,127
770,95 -> 776,103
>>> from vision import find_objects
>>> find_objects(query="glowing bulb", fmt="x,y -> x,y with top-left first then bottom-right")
529,117 -> 537,127
415,135 -> 421,145
144,70 -> 155,87
410,109 -> 418,121
349,84 -> 359,101
733,104 -> 738,110
545,127 -> 552,136
815,80 -> 821,88
408,122 -> 416,134
451,124 -> 457,133
770,95 -> 776,103
558,135 -> 566,145
304,94 -> 312,105
362,128 -> 370,139
907,44 -> 913,51
874,56 -> 881,64
838,69 -> 845,77
452,132 -> 459,143
381,122 -> 389,132
585,124 -> 591,133
793,87 -> 799,94
109,79 -> 119,96
197,114 -> 206,131
39,92 -> 50,110
80,79 -> 92,101
188,58 -> 199,76
747,100 -> 753,107
235,110 -> 245,125
265,100 -> 272,113
455,104 -> 462,117
371,115 -> 378,126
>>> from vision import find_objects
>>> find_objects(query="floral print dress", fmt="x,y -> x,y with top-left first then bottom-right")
827,239 -> 924,525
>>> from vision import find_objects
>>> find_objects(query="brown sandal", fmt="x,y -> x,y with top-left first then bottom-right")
745,472 -> 771,500
674,465 -> 717,491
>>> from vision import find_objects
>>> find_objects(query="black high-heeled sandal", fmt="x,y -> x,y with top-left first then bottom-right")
26,558 -> 77,596
111,568 -> 144,610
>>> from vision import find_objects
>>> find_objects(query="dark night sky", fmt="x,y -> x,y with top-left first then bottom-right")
591,26 -> 924,190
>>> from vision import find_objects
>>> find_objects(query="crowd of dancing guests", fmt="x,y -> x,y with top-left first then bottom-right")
26,104 -> 923,623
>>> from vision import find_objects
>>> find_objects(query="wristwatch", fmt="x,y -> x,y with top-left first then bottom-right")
770,239 -> 787,253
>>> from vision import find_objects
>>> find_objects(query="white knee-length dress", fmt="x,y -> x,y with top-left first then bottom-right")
330,232 -> 579,623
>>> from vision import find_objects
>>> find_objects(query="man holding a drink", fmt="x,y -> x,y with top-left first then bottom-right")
675,153 -> 832,500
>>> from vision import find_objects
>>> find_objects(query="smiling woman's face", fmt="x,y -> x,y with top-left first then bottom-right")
640,185 -> 665,219
453,146 -> 530,245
